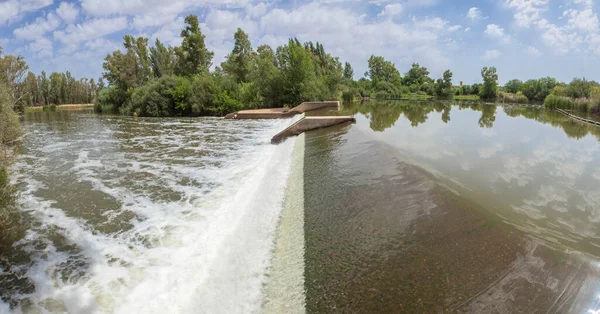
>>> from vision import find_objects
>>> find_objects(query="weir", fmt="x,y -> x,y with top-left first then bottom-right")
224,101 -> 356,142
224,101 -> 340,119
271,116 -> 355,143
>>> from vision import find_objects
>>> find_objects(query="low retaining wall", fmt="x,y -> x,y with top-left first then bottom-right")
224,101 -> 340,119
271,116 -> 355,143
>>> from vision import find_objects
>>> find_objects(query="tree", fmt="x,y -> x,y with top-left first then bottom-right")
174,14 -> 214,76
567,77 -> 592,98
504,79 -> 523,94
0,50 -> 28,110
39,71 -> 49,105
276,39 -> 318,105
403,63 -> 430,91
366,55 -> 402,86
435,70 -> 453,97
222,28 -> 255,83
343,62 -> 354,81
479,66 -> 498,99
250,45 -> 282,107
150,39 -> 174,78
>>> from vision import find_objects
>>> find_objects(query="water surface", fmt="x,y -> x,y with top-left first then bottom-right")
2,110 -> 296,313
305,101 -> 600,313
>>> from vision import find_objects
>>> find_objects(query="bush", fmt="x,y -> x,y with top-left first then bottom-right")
213,90 -> 242,115
96,87 -> 123,113
121,76 -> 179,117
498,91 -> 528,104
544,94 -> 573,109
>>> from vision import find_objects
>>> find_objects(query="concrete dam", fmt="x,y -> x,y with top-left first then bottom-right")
224,101 -> 356,142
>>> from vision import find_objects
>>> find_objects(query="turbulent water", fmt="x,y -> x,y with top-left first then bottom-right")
2,111 -> 296,313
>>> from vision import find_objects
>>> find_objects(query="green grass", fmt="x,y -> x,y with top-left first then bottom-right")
402,93 -> 434,100
454,94 -> 480,101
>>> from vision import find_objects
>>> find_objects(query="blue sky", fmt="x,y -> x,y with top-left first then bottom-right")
0,0 -> 599,84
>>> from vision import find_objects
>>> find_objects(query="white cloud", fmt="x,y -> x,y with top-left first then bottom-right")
28,37 -> 53,57
448,25 -> 462,32
467,7 -> 481,21
13,12 -> 61,40
257,2 -> 451,77
564,8 -> 599,33
133,12 -> 179,30
53,17 -> 129,45
464,27 -> 471,32
80,0 -> 250,16
506,0 -> 548,28
484,24 -> 511,43
0,0 -> 53,24
56,2 -> 79,24
378,4 -> 403,18
482,49 -> 502,60
524,45 -> 541,56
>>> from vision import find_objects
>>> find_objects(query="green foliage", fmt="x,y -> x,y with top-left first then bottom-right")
567,77 -> 594,98
96,87 -> 123,113
343,62 -> 354,81
0,84 -> 22,148
544,94 -> 574,109
174,15 -> 214,76
434,70 -> 453,97
403,63 -> 431,92
277,39 -> 320,105
367,55 -> 402,86
498,91 -> 528,104
221,28 -> 255,83
479,67 -> 498,99
150,39 -> 174,78
504,79 -> 523,94
213,90 -> 242,114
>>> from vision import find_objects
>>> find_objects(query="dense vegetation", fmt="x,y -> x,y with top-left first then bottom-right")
0,47 -> 97,112
96,14 -> 463,117
0,46 -> 23,220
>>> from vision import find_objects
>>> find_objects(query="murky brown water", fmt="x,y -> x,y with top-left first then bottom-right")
304,101 -> 600,313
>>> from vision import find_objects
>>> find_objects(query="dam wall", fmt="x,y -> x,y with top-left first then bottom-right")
224,101 -> 340,120
271,116 -> 355,143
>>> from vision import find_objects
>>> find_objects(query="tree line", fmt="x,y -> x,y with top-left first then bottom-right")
0,46 -> 23,213
0,48 -> 99,112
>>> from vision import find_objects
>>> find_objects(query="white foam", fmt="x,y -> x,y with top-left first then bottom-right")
5,115 -> 299,314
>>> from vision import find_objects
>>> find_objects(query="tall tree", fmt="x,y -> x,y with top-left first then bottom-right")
276,39 -> 318,105
403,63 -> 430,89
343,62 -> 354,81
39,71 -> 49,105
366,55 -> 402,86
480,66 -> 498,99
250,44 -> 282,107
222,28 -> 255,83
150,39 -> 174,78
175,14 -> 214,76
0,49 -> 28,109
434,70 -> 453,97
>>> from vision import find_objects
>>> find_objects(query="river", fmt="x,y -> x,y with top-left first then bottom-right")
3,102 -> 600,313
1,110 -> 297,313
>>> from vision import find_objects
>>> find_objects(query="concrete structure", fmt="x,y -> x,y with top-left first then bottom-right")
224,101 -> 339,119
271,116 -> 355,143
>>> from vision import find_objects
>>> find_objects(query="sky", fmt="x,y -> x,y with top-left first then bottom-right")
0,0 -> 599,85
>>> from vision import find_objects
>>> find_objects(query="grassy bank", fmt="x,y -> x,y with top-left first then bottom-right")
25,104 -> 94,112
544,94 -> 599,113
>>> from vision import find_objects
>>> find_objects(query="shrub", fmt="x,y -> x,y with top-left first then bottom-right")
498,91 -> 528,104
544,94 -> 573,109
96,87 -> 123,113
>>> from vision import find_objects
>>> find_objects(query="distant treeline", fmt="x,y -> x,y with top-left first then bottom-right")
0,48 -> 99,111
